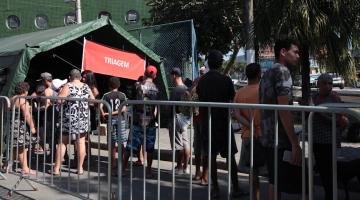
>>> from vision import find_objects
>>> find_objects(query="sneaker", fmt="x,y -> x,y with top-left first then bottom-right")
183,167 -> 190,175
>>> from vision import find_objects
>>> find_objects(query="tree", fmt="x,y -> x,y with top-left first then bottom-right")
144,0 -> 244,71
254,0 -> 360,104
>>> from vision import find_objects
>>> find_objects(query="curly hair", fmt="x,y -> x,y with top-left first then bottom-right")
14,82 -> 30,95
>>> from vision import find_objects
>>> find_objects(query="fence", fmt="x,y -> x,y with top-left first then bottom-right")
1,97 -> 360,199
4,96 -> 114,199
113,100 -> 360,200
0,96 -> 10,180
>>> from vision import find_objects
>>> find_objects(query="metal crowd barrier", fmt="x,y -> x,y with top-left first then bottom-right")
113,100 -> 360,200
0,96 -> 10,180
7,96 -> 113,199
4,96 -> 360,200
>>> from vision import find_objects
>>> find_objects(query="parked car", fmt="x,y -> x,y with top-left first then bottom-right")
329,73 -> 345,89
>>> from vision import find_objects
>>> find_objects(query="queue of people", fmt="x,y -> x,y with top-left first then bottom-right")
8,38 -> 348,200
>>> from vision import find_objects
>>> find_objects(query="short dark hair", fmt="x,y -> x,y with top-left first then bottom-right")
245,63 -> 261,80
108,77 -> 120,89
14,82 -> 30,95
207,50 -> 223,69
274,38 -> 300,59
170,67 -> 182,77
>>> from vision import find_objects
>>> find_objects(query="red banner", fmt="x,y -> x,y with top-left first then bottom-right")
82,39 -> 145,80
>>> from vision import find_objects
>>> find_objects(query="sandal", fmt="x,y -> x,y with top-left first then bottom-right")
33,146 -> 44,154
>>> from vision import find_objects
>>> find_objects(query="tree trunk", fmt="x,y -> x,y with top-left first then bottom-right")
301,43 -> 310,105
223,43 -> 240,75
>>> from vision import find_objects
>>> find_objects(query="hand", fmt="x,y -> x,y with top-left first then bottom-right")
291,144 -> 302,166
31,127 -> 36,134
339,116 -> 349,128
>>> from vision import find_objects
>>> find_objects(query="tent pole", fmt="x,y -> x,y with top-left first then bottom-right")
52,54 -> 81,70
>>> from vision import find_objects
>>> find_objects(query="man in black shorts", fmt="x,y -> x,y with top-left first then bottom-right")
197,50 -> 246,198
259,38 -> 302,199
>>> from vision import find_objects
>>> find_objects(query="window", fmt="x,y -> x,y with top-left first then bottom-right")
98,11 -> 112,19
125,10 -> 139,24
34,14 -> 49,29
64,12 -> 77,25
6,15 -> 20,29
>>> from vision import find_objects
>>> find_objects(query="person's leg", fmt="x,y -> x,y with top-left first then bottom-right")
194,123 -> 202,179
183,146 -> 190,172
123,126 -> 142,173
176,150 -> 183,170
229,155 -> 239,190
17,147 -> 29,173
54,135 -> 69,173
211,154 -> 219,191
314,144 -> 333,200
145,127 -> 156,177
111,144 -> 117,171
136,145 -> 144,165
249,170 -> 260,200
201,155 -> 209,184
182,127 -> 190,173
75,134 -> 86,174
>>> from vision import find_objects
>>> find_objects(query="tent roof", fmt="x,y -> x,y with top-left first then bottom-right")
0,17 -> 161,63
0,17 -> 169,97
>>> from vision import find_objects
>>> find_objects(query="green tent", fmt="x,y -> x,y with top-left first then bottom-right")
0,17 -> 169,98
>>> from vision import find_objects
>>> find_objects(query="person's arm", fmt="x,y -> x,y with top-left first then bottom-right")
44,88 -> 53,108
99,95 -> 108,117
234,109 -> 250,127
57,84 -> 69,103
277,96 -> 301,165
92,87 -> 99,99
233,93 -> 250,127
275,68 -> 301,166
20,100 -> 36,134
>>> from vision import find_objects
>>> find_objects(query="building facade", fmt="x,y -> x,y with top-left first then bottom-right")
0,0 -> 149,38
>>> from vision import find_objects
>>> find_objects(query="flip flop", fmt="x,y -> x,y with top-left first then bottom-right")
133,161 -> 143,167
76,170 -> 84,175
193,175 -> 202,181
21,169 -> 36,176
47,169 -> 60,176
199,178 -> 208,186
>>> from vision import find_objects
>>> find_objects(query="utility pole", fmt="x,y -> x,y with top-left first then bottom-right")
245,0 -> 255,64
75,0 -> 82,23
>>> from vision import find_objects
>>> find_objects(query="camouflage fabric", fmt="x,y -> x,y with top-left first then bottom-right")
259,63 -> 293,148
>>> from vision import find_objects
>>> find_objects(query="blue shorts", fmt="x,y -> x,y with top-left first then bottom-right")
126,125 -> 156,153
110,119 -> 127,144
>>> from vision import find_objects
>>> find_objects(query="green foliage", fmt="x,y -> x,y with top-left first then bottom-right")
254,0 -> 360,78
144,0 -> 244,54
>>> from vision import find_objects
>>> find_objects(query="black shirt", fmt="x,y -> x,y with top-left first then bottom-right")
196,70 -> 236,155
102,91 -> 127,117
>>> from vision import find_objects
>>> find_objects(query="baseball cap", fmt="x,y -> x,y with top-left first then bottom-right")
37,72 -> 52,81
145,65 -> 157,78
51,79 -> 68,91
170,67 -> 181,76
